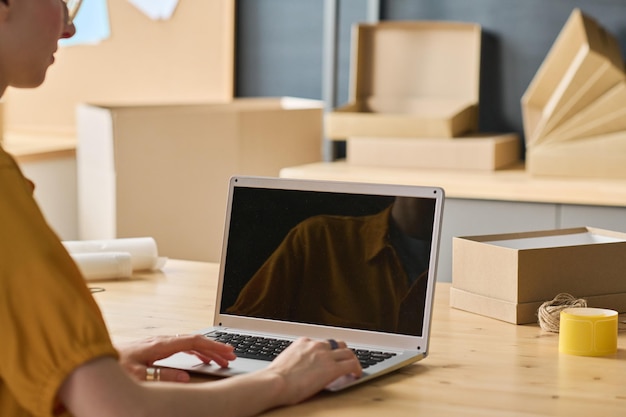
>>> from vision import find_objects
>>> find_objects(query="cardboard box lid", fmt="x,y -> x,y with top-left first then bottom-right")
350,21 -> 482,105
449,287 -> 544,324
450,286 -> 626,325
325,100 -> 478,138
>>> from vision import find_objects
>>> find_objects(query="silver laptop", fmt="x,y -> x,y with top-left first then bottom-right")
156,175 -> 444,391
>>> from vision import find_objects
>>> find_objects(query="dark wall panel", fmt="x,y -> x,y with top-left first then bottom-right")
235,0 -> 324,98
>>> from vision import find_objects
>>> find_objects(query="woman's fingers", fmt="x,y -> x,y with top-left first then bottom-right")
117,334 -> 237,383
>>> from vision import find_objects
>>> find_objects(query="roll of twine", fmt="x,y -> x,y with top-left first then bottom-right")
537,293 -> 587,333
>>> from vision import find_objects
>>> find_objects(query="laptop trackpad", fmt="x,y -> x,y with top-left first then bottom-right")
325,373 -> 361,391
155,352 -> 268,376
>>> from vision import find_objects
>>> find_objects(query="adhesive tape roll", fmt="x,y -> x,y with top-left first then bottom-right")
559,307 -> 618,356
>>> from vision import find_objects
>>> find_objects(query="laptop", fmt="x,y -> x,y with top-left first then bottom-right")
156,175 -> 445,391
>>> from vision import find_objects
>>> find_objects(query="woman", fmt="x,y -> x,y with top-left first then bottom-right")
0,1 -> 361,416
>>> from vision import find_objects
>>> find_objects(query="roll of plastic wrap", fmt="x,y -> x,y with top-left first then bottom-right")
70,252 -> 133,280
63,237 -> 166,271
559,307 -> 618,356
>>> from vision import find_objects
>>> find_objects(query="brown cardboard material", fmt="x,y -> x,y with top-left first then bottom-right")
77,98 -> 323,262
521,8 -> 624,146
346,133 -> 520,171
526,131 -> 626,178
540,81 -> 626,144
451,227 -> 626,324
3,1 -> 235,134
326,21 -> 481,139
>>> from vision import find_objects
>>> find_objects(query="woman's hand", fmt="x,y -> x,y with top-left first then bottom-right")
116,334 -> 236,382
264,337 -> 362,404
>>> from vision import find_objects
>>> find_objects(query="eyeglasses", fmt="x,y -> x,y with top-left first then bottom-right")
63,0 -> 83,24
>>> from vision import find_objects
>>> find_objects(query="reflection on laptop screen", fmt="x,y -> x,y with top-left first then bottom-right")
220,186 -> 437,337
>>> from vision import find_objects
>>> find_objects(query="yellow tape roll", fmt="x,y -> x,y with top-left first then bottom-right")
559,307 -> 618,356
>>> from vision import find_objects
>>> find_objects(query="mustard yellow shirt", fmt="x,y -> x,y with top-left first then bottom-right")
227,206 -> 429,336
0,147 -> 118,417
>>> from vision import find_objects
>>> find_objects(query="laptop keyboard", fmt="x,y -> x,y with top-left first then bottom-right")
208,331 -> 397,369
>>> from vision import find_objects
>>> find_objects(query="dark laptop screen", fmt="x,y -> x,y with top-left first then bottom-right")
220,185 -> 437,337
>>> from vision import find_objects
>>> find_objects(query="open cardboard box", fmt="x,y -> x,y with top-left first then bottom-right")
77,97 -> 323,262
326,21 -> 481,139
346,133 -> 521,171
521,8 -> 625,147
450,227 -> 626,324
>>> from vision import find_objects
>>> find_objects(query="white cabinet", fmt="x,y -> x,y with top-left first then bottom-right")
17,155 -> 78,241
7,135 -> 78,241
560,204 -> 626,233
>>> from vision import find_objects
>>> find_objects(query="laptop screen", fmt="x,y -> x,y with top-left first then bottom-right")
218,178 -> 442,338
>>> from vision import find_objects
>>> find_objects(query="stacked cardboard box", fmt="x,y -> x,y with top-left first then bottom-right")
326,20 -> 520,171
77,98 -> 324,262
451,227 -> 626,324
347,133 -> 520,171
523,8 -> 626,178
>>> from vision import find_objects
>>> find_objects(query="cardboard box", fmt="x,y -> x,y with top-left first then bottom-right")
77,97 -> 323,262
526,131 -> 626,178
326,21 -> 481,139
521,8 -> 625,146
346,133 -> 520,171
451,227 -> 626,324
3,1 -> 235,134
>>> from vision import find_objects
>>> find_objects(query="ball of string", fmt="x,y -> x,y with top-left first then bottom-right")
537,293 -> 587,332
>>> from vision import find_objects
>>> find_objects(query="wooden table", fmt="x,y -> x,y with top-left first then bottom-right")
93,260 -> 626,416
